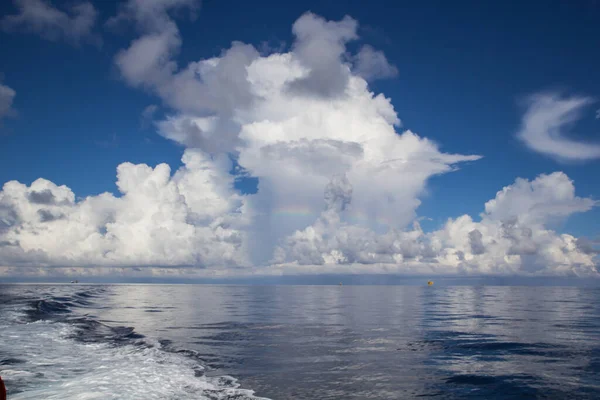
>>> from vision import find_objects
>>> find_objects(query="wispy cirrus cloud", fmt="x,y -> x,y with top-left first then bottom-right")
517,92 -> 600,161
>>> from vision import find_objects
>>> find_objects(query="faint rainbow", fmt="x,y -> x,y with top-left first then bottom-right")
272,206 -> 392,227
271,205 -> 316,218
345,210 -> 392,227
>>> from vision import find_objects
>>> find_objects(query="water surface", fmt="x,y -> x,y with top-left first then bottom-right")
1,284 -> 599,399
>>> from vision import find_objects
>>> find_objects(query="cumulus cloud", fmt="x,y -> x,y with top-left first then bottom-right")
482,172 -> 596,225
111,9 -> 483,267
112,0 -> 258,152
274,172 -> 598,276
286,12 -> 358,98
353,45 -> 398,81
517,92 -> 600,161
0,11 -> 597,278
0,150 -> 249,270
1,0 -> 100,45
0,82 -> 17,123
27,188 -> 58,205
114,10 -> 400,151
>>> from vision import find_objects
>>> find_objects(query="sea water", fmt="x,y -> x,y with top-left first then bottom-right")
1,284 -> 600,399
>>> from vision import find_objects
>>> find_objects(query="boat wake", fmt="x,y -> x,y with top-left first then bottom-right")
0,286 -> 269,400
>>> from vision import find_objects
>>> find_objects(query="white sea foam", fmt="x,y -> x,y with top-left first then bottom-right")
0,297 -> 269,400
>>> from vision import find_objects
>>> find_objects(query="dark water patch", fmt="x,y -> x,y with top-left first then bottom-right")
19,290 -> 148,348
415,391 -> 446,397
418,330 -> 561,356
445,374 -> 543,398
21,288 -> 111,323
402,340 -> 445,352
446,374 -> 498,385
0,357 -> 25,366
573,348 -> 600,373
469,314 -> 499,320
195,321 -> 254,330
575,360 -> 600,373
71,299 -> 92,307
26,299 -> 73,321
66,317 -> 145,345
194,340 -> 241,347
74,291 -> 94,298
52,296 -> 72,302
199,331 -> 253,342
555,322 -> 600,330
157,342 -> 244,375
455,341 -> 550,354
402,331 -> 495,352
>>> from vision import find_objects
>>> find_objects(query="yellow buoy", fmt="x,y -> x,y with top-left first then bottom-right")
427,281 -> 434,286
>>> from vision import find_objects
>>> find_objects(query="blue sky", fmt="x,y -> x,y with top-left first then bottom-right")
0,0 -> 599,278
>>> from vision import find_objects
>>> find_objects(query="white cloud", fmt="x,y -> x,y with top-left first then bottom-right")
0,82 -> 17,122
274,172 -> 598,276
0,150 -> 249,270
1,0 -> 99,45
482,172 -> 596,225
353,45 -> 398,81
112,9 -> 480,257
115,27 -> 181,88
106,0 -> 200,33
112,0 -> 258,152
286,12 -> 358,98
0,11 -> 598,278
517,92 -> 600,161
140,104 -> 159,128
110,0 -> 203,96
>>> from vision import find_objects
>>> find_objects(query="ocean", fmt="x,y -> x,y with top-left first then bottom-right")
1,284 -> 599,399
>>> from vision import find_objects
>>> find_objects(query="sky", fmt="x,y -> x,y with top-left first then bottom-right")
0,0 -> 599,280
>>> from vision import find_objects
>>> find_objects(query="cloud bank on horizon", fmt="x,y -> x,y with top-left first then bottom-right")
0,0 -> 598,278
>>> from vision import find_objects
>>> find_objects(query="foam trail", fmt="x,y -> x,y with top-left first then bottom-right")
0,286 -> 269,400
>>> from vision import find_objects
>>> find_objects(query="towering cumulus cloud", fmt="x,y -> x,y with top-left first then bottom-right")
0,5 -> 597,278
